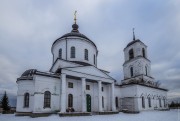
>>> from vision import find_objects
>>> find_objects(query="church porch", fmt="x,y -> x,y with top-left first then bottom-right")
60,69 -> 116,114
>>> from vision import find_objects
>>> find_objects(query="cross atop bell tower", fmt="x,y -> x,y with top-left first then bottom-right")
133,28 -> 135,41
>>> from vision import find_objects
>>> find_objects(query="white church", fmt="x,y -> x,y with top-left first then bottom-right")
16,16 -> 168,116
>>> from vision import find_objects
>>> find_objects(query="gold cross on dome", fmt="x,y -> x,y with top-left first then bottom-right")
74,11 -> 77,24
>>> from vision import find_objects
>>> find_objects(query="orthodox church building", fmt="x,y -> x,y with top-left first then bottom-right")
16,17 -> 168,116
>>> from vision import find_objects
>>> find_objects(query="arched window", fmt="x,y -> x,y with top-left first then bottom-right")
94,54 -> 96,65
148,97 -> 151,107
71,46 -> 75,58
159,98 -> 162,107
59,48 -> 62,59
130,67 -> 133,77
84,49 -> 88,60
142,97 -> 145,108
68,94 -> 73,107
115,97 -> 118,108
24,93 -> 29,107
145,66 -> 148,76
164,99 -> 166,107
129,49 -> 134,60
102,96 -> 104,108
44,91 -> 51,108
142,48 -> 146,58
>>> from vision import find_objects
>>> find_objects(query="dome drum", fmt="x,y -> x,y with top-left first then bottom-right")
51,23 -> 98,67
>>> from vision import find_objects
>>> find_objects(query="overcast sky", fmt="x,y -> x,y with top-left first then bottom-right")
0,0 -> 180,100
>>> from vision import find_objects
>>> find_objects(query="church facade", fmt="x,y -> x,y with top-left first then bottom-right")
16,20 -> 168,115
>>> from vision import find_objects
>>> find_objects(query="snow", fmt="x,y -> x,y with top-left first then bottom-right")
0,110 -> 179,121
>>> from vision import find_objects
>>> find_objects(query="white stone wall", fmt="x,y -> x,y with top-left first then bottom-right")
52,37 -> 97,66
33,75 -> 60,113
114,86 -> 122,110
136,85 -> 167,111
120,85 -> 137,98
66,78 -> 82,112
123,58 -> 151,79
16,80 -> 35,112
102,84 -> 111,111
115,84 -> 167,112
115,85 -> 139,112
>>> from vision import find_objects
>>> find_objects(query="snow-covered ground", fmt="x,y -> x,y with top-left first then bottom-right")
0,110 -> 179,121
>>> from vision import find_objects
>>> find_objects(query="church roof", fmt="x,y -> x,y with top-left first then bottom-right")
59,32 -> 90,41
126,39 -> 143,48
59,23 -> 90,40
123,39 -> 147,51
17,69 -> 59,81
61,65 -> 116,82
70,61 -> 92,66
125,28 -> 146,49
21,69 -> 37,77
52,23 -> 97,49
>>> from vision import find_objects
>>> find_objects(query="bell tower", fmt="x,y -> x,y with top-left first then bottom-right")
122,29 -> 157,86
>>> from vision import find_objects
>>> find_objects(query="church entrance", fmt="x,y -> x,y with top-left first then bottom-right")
86,94 -> 91,112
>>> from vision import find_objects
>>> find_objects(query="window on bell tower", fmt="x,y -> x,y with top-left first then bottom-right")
142,48 -> 146,58
129,49 -> 134,60
145,66 -> 148,76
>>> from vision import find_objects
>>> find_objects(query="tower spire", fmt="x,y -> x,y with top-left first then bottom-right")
133,28 -> 135,41
74,11 -> 77,24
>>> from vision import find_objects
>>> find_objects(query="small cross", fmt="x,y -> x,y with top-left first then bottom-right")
74,11 -> 77,24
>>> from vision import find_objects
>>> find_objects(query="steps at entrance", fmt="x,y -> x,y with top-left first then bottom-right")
93,111 -> 119,115
59,112 -> 92,117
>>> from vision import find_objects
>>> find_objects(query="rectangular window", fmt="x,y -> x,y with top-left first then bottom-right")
86,85 -> 90,90
68,82 -> 73,88
102,96 -> 104,108
115,97 -> 118,108
102,87 -> 104,92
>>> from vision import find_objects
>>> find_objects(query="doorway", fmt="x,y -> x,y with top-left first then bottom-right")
86,94 -> 91,112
